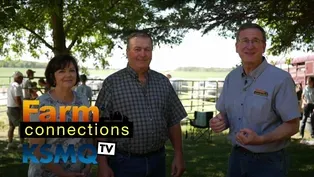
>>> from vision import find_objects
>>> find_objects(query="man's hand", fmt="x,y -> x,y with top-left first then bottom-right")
209,113 -> 226,133
97,165 -> 114,177
171,154 -> 185,177
236,128 -> 263,145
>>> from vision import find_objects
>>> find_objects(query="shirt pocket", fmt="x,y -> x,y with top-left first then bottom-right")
246,94 -> 272,125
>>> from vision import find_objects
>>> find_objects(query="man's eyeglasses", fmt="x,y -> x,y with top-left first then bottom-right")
238,38 -> 264,46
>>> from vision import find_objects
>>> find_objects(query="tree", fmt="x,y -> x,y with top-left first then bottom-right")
285,57 -> 293,72
0,0 -> 195,68
285,57 -> 292,65
270,60 -> 277,65
175,0 -> 314,56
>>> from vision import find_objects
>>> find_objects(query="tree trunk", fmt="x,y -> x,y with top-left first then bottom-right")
50,0 -> 68,56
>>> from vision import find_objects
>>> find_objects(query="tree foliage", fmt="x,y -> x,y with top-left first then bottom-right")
0,59 -> 47,68
285,57 -> 292,65
0,0 -> 196,68
176,0 -> 314,56
269,60 -> 276,66
2,0 -> 312,69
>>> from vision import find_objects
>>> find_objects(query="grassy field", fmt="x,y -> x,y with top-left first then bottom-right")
0,67 -> 230,85
0,129 -> 313,177
0,68 -> 313,177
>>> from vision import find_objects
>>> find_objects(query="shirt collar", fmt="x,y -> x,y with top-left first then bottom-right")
126,63 -> 151,79
241,57 -> 269,79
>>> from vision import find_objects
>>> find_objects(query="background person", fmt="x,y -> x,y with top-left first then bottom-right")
210,23 -> 300,177
300,76 -> 314,139
75,74 -> 93,105
27,54 -> 92,177
296,83 -> 303,101
296,83 -> 303,118
5,71 -> 25,150
30,82 -> 39,99
22,69 -> 36,100
38,78 -> 50,93
166,73 -> 172,79
95,31 -> 187,177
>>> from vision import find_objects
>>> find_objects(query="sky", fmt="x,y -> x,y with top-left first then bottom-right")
107,30 -> 241,71
4,29 -> 312,71
104,30 -> 311,71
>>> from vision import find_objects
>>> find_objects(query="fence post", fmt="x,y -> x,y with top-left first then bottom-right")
202,80 -> 205,111
190,81 -> 194,113
214,80 -> 219,115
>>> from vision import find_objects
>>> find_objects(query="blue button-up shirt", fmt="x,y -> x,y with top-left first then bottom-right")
216,59 -> 301,153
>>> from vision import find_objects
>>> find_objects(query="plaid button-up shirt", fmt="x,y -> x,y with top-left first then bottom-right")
95,65 -> 187,154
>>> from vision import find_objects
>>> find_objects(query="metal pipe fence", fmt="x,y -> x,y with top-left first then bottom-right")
0,76 -> 224,117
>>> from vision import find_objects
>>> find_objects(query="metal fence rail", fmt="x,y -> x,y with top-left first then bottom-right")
0,76 -> 224,117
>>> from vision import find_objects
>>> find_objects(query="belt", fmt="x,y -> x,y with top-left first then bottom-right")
234,145 -> 283,154
116,147 -> 165,157
234,145 -> 254,153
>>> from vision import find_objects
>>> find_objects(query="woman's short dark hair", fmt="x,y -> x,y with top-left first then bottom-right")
45,54 -> 80,87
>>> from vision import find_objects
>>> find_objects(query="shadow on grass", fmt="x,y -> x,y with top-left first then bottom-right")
166,134 -> 230,177
286,138 -> 314,177
0,140 -> 29,177
0,135 -> 313,177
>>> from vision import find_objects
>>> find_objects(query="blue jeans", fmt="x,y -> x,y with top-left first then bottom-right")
108,147 -> 166,177
227,147 -> 289,177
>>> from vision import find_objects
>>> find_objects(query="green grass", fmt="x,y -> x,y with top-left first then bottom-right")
0,129 -> 313,177
170,71 -> 228,79
0,106 -> 7,130
0,67 -> 312,176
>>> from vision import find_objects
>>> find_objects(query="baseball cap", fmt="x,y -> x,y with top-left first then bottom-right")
26,69 -> 36,75
12,71 -> 23,78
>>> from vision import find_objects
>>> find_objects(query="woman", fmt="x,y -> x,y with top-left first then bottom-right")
28,54 -> 92,177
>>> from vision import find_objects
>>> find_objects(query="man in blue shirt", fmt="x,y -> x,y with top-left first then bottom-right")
210,23 -> 300,177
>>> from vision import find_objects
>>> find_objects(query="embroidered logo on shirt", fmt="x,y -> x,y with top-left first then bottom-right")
254,89 -> 268,97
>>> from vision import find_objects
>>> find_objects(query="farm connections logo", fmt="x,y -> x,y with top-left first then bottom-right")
22,142 -> 116,164
20,100 -> 133,138
21,100 -> 132,164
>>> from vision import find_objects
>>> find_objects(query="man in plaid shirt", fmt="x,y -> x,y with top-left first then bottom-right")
96,31 -> 187,177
